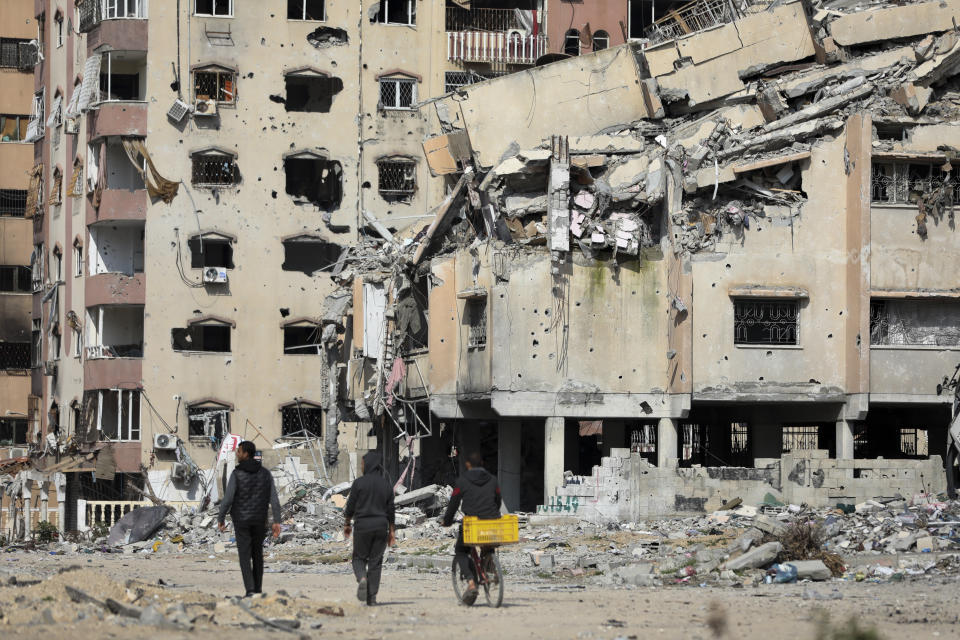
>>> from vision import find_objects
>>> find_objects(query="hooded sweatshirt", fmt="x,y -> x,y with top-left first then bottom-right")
442,467 -> 502,526
344,452 -> 396,533
218,458 -> 282,526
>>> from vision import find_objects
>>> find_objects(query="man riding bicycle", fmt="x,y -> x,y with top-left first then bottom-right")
441,450 -> 502,604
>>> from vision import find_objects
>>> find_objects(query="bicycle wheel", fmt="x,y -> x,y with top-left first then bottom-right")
451,556 -> 475,606
481,550 -> 504,608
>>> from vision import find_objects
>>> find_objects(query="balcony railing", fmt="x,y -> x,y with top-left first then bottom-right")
85,500 -> 150,528
445,6 -> 522,32
86,343 -> 143,359
79,0 -> 147,33
447,31 -> 547,65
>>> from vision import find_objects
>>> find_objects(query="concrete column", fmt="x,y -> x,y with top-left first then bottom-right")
836,419 -> 855,459
543,417 -> 565,505
40,482 -> 49,523
498,420 -> 522,513
22,497 -> 31,538
657,418 -> 679,468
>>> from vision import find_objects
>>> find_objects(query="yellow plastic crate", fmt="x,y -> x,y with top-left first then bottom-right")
462,514 -> 519,545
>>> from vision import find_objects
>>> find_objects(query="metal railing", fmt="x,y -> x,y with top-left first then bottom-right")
86,500 -> 150,528
447,31 -> 547,65
445,7 -> 522,32
645,0 -> 755,45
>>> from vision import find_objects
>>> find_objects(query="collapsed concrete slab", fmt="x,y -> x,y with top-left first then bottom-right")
828,0 -> 960,46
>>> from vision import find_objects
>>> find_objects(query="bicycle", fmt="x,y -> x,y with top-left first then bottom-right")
451,544 -> 504,607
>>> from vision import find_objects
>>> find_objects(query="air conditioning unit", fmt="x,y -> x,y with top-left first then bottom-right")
171,462 -> 194,482
167,99 -> 190,122
203,267 -> 228,284
193,99 -> 218,117
153,433 -> 179,451
42,360 -> 58,376
9,448 -> 27,459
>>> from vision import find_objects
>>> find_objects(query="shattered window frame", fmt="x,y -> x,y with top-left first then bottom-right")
191,151 -> 238,188
871,160 -> 957,205
869,298 -> 960,347
280,402 -> 323,438
194,0 -> 233,17
465,298 -> 487,350
283,322 -> 323,355
0,418 -> 28,445
187,403 -> 231,444
287,0 -> 325,21
376,157 -> 416,198
193,67 -> 236,105
171,320 -> 232,353
373,0 -> 416,26
732,298 -> 799,346
379,77 -> 416,110
96,388 -> 141,442
188,233 -> 235,269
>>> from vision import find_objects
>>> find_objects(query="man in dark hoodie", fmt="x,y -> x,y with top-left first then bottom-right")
343,451 -> 395,605
218,441 -> 282,597
442,450 -> 502,603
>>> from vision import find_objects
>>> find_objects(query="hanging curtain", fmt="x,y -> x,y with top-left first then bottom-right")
121,138 -> 180,203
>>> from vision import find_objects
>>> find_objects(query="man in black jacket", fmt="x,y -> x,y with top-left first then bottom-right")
442,450 -> 502,603
218,441 -> 282,597
343,451 -> 395,605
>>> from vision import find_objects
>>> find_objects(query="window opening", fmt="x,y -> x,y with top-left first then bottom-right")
281,236 -> 342,275
0,189 -> 28,216
377,158 -> 416,198
195,0 -> 233,17
288,0 -> 325,20
283,74 -> 343,112
284,324 -> 322,354
0,419 -> 28,445
0,38 -> 36,69
171,323 -> 231,352
379,77 -> 416,109
281,404 -> 323,437
870,299 -> 960,346
0,266 -> 32,292
191,152 -> 237,187
466,299 -> 487,349
733,299 -> 798,345
56,16 -> 64,47
1,115 -> 29,142
188,235 -> 234,268
373,0 -> 415,25
781,425 -> 820,453
31,319 -> 42,367
188,405 -> 229,444
96,389 -> 141,441
592,29 -> 610,51
564,29 -> 580,56
284,155 -> 343,208
98,51 -> 146,102
194,68 -> 235,104
0,343 -> 31,370
871,161 -> 958,204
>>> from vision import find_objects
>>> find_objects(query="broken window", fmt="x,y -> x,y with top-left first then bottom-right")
373,0 -> 415,25
379,77 -> 416,109
25,90 -> 44,142
1,115 -> 29,142
188,403 -> 230,444
377,158 -> 416,198
0,38 -> 36,69
98,51 -> 146,102
171,320 -> 231,353
0,419 -> 28,445
466,299 -> 487,349
89,222 -> 145,276
870,299 -> 960,346
871,161 -> 957,204
564,29 -> 580,56
0,189 -> 27,216
67,158 -> 84,197
281,236 -> 342,275
281,403 -> 323,437
50,167 -> 63,205
284,73 -> 343,112
194,67 -> 236,104
781,425 -> 821,453
288,0 -> 324,20
95,389 -> 141,441
593,29 -> 610,51
283,323 -> 322,355
188,234 -> 234,269
0,343 -> 31,370
0,266 -> 32,292
31,319 -> 41,367
191,150 -> 237,187
284,154 -> 343,208
195,0 -> 233,17
733,299 -> 798,345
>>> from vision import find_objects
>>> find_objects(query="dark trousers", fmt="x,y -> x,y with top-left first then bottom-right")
235,522 -> 266,594
352,528 -> 389,598
454,525 -> 473,579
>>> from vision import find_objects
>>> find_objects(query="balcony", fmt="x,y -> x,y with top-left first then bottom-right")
445,7 -> 522,32
85,305 -> 144,360
81,1 -> 148,52
447,31 -> 547,65
88,102 -> 147,139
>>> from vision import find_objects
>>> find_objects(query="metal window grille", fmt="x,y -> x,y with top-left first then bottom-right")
868,298 -> 960,346
445,6 -> 520,31
730,422 -> 749,453
377,159 -> 416,196
188,407 -> 229,443
872,161 -> 957,204
869,300 -> 888,345
79,1 -> 104,31
0,189 -> 27,216
630,424 -> 657,454
192,155 -> 236,186
443,70 -> 502,94
194,70 -> 235,103
853,423 -> 869,458
782,425 -> 819,452
466,299 -> 487,349
0,343 -> 31,370
380,78 -> 415,109
0,38 -> 36,68
281,406 -> 323,437
645,0 -> 741,44
681,423 -> 709,463
899,428 -> 928,456
733,299 -> 798,345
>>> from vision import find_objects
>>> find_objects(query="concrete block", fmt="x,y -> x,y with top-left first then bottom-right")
723,541 -> 782,571
788,559 -> 831,581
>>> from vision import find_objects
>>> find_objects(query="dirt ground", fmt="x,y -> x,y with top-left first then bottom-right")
2,546 -> 959,640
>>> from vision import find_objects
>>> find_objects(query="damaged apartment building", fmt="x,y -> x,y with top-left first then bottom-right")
6,0 -> 960,537
5,0 -> 644,538
321,0 -> 960,520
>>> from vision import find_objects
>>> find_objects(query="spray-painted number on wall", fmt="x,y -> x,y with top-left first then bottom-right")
536,495 -> 579,514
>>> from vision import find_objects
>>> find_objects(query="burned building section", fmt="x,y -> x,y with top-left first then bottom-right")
314,0 -> 960,520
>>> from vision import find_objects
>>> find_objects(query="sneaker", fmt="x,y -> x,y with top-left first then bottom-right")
366,595 -> 377,606
356,577 -> 368,602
